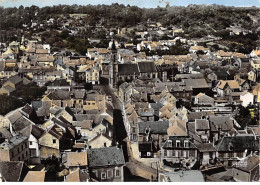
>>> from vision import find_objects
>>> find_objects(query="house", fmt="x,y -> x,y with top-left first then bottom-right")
47,79 -> 70,91
29,125 -> 45,161
240,92 -> 254,107
216,80 -> 241,97
195,119 -> 210,143
194,93 -> 214,106
189,46 -> 210,54
38,128 -> 60,159
77,61 -> 101,85
195,143 -> 216,165
63,152 -> 88,171
87,146 -> 125,182
215,136 -> 259,167
167,82 -> 193,101
232,154 -> 259,182
88,133 -> 112,149
0,135 -> 29,162
182,78 -> 210,95
208,115 -> 235,142
0,64 -> 18,79
161,136 -> 197,168
138,120 -> 169,158
234,75 -> 249,91
159,170 -> 204,182
0,75 -> 23,95
0,161 -> 29,182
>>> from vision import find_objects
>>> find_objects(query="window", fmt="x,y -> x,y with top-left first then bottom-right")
30,141 -> 32,145
53,139 -> 56,144
107,170 -> 113,178
184,141 -> 189,148
115,169 -> 120,177
176,140 -> 180,147
177,150 -> 181,157
101,172 -> 106,179
11,151 -> 14,157
168,140 -> 172,147
18,147 -> 20,153
167,150 -> 172,157
164,149 -> 167,157
172,150 -> 175,157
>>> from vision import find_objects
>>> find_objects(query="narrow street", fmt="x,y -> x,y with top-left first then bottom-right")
100,82 -> 161,181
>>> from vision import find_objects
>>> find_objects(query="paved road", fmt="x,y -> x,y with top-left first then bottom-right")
100,83 -> 161,181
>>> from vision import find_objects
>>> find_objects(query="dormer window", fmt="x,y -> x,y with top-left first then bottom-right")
176,140 -> 180,147
168,140 -> 172,147
184,140 -> 189,148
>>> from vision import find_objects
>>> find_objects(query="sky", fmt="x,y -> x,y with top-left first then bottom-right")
0,0 -> 260,8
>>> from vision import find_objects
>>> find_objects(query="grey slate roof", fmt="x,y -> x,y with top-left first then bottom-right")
8,75 -> 23,85
20,104 -> 33,116
138,120 -> 169,134
12,116 -> 33,135
195,143 -> 216,152
183,78 -> 209,89
87,146 -> 125,167
208,115 -> 233,131
150,103 -> 163,117
162,136 -> 197,149
187,111 -> 214,122
195,119 -> 210,130
0,161 -> 28,182
0,135 -> 28,150
118,64 -> 140,75
215,136 -> 259,152
31,125 -> 45,140
7,110 -> 23,124
137,62 -> 157,73
48,79 -> 70,87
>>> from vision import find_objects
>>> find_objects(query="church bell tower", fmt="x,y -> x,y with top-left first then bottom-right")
110,40 -> 118,88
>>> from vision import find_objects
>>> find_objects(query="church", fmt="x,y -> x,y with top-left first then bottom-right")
109,41 -> 158,89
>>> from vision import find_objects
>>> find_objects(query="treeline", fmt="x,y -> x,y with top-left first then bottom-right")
0,4 -> 259,31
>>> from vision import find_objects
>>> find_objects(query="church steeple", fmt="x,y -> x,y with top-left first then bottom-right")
109,40 -> 118,88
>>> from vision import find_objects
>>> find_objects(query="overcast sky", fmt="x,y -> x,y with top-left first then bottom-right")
0,0 -> 260,8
